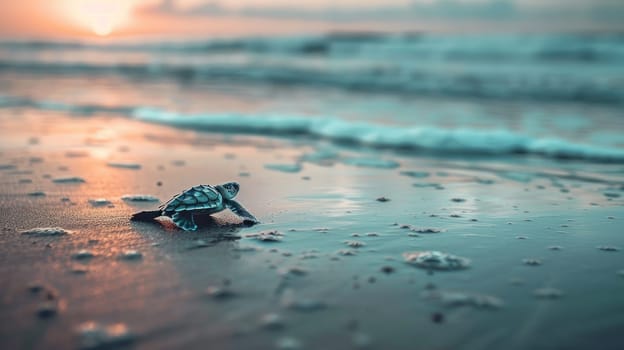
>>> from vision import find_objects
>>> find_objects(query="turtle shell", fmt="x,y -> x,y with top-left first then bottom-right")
160,185 -> 223,213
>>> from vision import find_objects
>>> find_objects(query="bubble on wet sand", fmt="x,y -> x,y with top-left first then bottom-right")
344,240 -> 366,248
276,337 -> 302,350
72,250 -> 95,260
65,150 -> 89,158
281,290 -> 327,312
121,194 -> 159,202
337,249 -> 358,256
400,170 -> 429,178
279,266 -> 308,277
106,162 -> 141,170
20,227 -> 73,237
88,198 -> 112,207
342,157 -> 399,169
522,258 -> 542,266
76,321 -> 135,350
533,287 -> 564,299
597,246 -> 620,252
52,176 -> 85,183
118,250 -> 143,260
265,163 -> 302,173
352,332 -> 372,348
403,251 -> 470,271
422,290 -> 503,310
259,313 -> 285,330
413,183 -> 445,190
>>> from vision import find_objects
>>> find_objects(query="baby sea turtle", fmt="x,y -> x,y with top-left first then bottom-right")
131,182 -> 258,231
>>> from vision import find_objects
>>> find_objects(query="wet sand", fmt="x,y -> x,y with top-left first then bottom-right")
1,110 -> 624,350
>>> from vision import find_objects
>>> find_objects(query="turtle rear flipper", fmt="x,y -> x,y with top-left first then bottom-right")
171,211 -> 197,231
131,210 -> 162,222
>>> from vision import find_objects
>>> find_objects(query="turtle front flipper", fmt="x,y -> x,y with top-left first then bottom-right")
171,211 -> 198,231
225,200 -> 259,224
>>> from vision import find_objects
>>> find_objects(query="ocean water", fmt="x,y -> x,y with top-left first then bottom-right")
1,32 -> 624,163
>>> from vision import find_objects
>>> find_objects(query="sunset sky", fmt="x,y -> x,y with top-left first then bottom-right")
1,0 -> 623,39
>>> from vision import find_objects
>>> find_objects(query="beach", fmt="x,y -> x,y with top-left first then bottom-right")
1,33 -> 624,350
1,106 -> 624,350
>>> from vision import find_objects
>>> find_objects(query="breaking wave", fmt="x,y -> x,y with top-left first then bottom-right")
1,94 -> 623,162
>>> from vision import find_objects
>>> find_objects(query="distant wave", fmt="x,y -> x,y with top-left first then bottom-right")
1,95 -> 622,162
2,33 -> 624,63
0,59 -> 622,104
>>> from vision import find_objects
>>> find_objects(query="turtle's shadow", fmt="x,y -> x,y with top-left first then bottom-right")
131,213 -> 257,246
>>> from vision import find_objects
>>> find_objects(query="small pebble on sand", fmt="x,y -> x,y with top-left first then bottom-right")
36,301 -> 59,318
376,197 -> 390,202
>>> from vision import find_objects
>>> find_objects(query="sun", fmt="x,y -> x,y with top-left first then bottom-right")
65,1 -> 134,37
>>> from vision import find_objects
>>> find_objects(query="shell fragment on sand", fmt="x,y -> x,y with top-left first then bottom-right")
72,250 -> 95,260
597,245 -> 620,252
106,162 -> 141,169
533,287 -> 564,299
121,194 -> 159,202
422,290 -> 503,309
245,230 -> 283,242
118,250 -> 143,260
403,251 -> 470,271
88,198 -> 112,206
52,176 -> 85,183
76,322 -> 135,350
264,163 -> 302,173
20,227 -> 73,236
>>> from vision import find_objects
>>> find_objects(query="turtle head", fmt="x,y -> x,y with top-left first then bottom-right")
216,182 -> 240,200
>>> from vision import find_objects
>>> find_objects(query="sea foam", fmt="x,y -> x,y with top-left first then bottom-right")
133,108 -> 624,162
